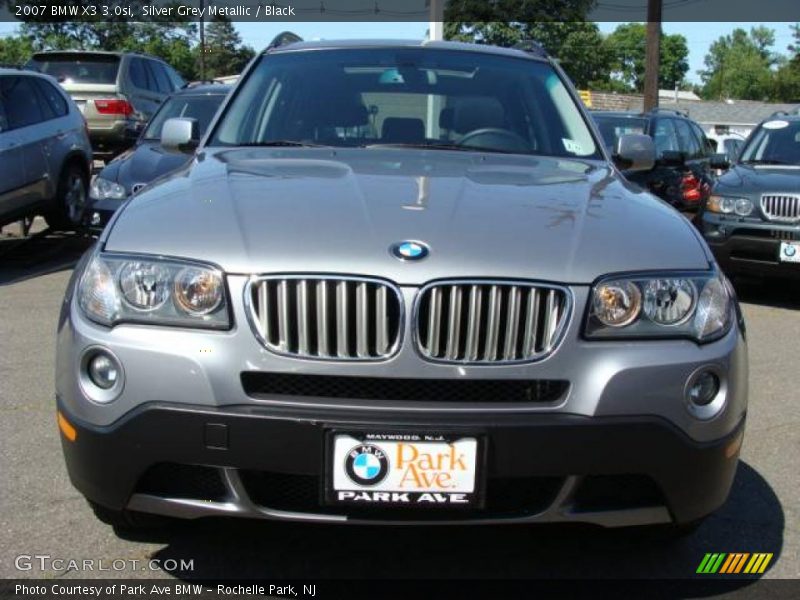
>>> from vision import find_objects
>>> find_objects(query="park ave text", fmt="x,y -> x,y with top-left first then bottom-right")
16,584 -> 316,597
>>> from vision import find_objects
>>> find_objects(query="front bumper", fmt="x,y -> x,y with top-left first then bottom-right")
701,214 -> 800,279
56,273 -> 749,526
58,400 -> 745,526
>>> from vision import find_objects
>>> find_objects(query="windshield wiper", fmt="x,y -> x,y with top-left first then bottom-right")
239,140 -> 329,148
364,142 -> 518,154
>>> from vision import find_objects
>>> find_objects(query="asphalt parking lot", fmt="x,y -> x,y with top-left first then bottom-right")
0,220 -> 798,587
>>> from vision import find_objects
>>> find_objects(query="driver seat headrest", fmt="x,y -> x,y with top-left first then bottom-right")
452,97 -> 506,134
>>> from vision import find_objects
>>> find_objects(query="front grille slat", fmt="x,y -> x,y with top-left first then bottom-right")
417,281 -> 569,364
445,286 -> 463,360
503,286 -> 521,360
355,282 -> 369,358
484,285 -> 502,361
375,286 -> 388,355
522,288 -> 540,357
296,280 -> 310,355
465,285 -> 483,361
762,194 -> 800,222
316,280 -> 330,357
336,281 -> 349,358
426,286 -> 442,356
250,276 -> 401,361
277,280 -> 290,352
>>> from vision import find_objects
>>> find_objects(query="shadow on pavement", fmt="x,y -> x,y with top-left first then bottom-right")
119,461 -> 782,588
0,227 -> 94,286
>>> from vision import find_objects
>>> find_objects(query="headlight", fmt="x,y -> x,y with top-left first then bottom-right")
586,272 -> 732,343
78,253 -> 229,329
708,195 -> 752,216
89,177 -> 127,201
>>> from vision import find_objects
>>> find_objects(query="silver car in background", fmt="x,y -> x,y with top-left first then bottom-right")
0,68 -> 92,230
56,39 -> 747,533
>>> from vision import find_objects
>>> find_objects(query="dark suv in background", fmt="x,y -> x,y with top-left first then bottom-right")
592,109 -> 717,211
26,51 -> 185,159
699,113 -> 800,280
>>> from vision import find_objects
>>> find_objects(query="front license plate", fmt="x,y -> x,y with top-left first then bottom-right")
327,433 -> 481,508
779,241 -> 800,263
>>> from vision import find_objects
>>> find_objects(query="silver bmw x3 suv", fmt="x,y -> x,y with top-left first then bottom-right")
56,38 -> 747,531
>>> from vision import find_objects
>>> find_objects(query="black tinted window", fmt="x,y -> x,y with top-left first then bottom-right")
150,62 -> 172,93
144,94 -> 226,140
129,58 -> 150,89
28,53 -> 120,84
673,118 -> 702,159
212,49 -> 599,158
689,122 -> 710,157
0,94 -> 8,133
33,79 -> 68,119
652,118 -> 679,158
0,77 -> 45,129
164,66 -> 185,90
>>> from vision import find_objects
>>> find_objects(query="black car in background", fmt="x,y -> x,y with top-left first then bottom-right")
592,109 -> 719,211
699,113 -> 800,280
85,83 -> 231,228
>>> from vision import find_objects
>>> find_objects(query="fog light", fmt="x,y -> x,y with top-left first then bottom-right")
685,368 -> 726,420
91,212 -> 101,226
80,348 -> 124,404
88,353 -> 118,389
687,371 -> 719,406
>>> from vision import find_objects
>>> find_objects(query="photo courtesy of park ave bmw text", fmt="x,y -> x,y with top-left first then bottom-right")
1,0 -> 800,597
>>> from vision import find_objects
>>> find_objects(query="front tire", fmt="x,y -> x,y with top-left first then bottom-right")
44,163 -> 88,231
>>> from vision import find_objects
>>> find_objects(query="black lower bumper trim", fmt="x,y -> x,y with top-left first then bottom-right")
57,400 -> 744,524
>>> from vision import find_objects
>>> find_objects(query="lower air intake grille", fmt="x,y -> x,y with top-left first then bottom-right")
248,276 -> 402,360
241,372 -> 569,404
416,281 -> 570,363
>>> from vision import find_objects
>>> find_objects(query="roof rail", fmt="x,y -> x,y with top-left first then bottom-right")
265,31 -> 303,52
182,79 -> 224,89
646,107 -> 689,118
512,40 -> 548,58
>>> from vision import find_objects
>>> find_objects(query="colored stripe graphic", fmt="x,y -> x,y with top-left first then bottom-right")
698,553 -> 773,574
697,553 -> 726,574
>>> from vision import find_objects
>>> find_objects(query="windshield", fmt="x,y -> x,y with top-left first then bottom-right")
28,54 -> 120,85
210,48 -> 600,158
739,119 -> 800,165
592,115 -> 647,153
144,93 -> 227,141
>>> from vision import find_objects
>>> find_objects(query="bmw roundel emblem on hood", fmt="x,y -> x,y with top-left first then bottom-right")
391,241 -> 429,261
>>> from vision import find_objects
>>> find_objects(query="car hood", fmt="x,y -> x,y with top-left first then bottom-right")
104,148 -> 710,285
714,164 -> 800,196
103,142 -> 191,193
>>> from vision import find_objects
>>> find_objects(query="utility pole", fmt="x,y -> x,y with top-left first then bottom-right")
199,0 -> 206,81
643,0 -> 662,112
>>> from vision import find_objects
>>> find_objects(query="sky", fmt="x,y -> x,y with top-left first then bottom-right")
1,21 -> 796,84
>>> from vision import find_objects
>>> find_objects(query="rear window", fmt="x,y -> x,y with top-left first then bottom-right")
592,115 -> 647,151
28,54 -> 120,85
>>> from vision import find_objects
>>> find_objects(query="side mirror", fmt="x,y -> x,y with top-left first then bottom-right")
658,150 -> 686,167
613,133 -> 656,172
161,118 -> 199,154
710,152 -> 731,170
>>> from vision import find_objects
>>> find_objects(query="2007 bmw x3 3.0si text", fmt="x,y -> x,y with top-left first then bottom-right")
56,38 -> 747,532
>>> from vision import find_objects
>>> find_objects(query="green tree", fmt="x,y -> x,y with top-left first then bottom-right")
699,27 -> 777,100
202,18 -> 255,79
0,34 -> 34,66
605,23 -> 689,92
444,20 -> 613,89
